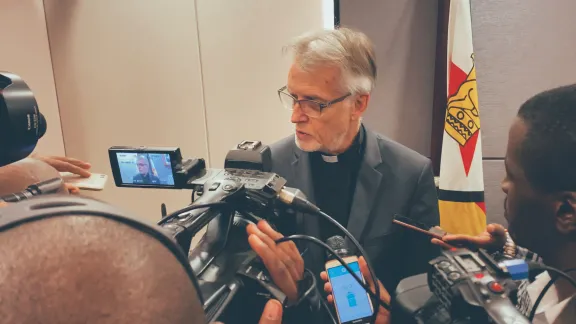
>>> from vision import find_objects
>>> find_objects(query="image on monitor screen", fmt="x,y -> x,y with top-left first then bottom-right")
116,152 -> 175,186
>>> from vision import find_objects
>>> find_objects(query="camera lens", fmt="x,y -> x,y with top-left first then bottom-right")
0,72 -> 46,166
37,112 -> 47,139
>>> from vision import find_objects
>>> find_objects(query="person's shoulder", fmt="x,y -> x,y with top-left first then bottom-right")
269,134 -> 295,151
269,134 -> 296,160
369,129 -> 431,170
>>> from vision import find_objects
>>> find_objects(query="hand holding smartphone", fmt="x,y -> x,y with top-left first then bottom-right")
325,256 -> 374,324
60,172 -> 108,191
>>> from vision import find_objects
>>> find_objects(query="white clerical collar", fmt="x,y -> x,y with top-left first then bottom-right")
321,154 -> 339,163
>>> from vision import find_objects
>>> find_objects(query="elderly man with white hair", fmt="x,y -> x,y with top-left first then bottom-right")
245,27 -> 440,323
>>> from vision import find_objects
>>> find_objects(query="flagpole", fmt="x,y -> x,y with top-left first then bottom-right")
430,0 -> 451,176
334,0 -> 340,27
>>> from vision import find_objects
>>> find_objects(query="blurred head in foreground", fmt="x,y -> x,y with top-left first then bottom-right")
0,213 -> 204,323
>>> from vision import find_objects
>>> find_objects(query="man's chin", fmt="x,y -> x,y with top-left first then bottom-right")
294,137 -> 321,152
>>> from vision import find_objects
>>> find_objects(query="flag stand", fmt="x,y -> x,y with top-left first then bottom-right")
431,0 -> 451,177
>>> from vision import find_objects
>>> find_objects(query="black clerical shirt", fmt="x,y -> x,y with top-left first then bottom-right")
310,126 -> 366,241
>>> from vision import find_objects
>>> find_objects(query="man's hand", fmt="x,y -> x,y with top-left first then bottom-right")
0,201 -> 7,208
431,223 -> 507,252
320,256 -> 390,324
33,155 -> 92,178
247,220 -> 304,302
213,299 -> 283,324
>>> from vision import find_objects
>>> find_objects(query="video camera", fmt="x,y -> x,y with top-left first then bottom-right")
108,142 -> 315,323
427,248 -> 531,324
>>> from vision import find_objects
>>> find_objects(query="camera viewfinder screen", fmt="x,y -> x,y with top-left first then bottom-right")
116,152 -> 175,186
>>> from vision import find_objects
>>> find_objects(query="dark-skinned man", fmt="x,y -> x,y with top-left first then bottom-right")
431,84 -> 576,323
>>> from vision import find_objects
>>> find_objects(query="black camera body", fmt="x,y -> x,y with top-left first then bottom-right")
108,140 -> 272,191
428,248 -> 530,324
108,141 -> 299,323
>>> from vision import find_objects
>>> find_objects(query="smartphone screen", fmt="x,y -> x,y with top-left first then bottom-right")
327,261 -> 373,324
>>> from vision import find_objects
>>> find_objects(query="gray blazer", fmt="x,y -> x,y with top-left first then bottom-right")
269,126 -> 440,293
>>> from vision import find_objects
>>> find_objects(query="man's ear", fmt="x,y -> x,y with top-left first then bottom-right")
352,94 -> 370,120
555,193 -> 576,235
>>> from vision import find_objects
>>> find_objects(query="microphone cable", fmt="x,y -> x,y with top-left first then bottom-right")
276,235 -> 390,324
528,264 -> 576,289
277,190 -> 385,324
321,295 -> 338,324
157,201 -> 229,225
528,267 -> 576,321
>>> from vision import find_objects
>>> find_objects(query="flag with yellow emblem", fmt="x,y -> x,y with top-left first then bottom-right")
438,0 -> 485,236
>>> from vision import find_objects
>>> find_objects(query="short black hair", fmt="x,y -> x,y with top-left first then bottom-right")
517,84 -> 576,192
0,216 -> 204,323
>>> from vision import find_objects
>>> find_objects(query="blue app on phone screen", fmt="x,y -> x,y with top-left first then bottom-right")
327,261 -> 373,324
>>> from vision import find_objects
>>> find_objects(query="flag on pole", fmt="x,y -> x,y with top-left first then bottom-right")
148,155 -> 159,177
438,0 -> 485,236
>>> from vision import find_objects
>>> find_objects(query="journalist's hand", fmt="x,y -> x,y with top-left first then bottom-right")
64,183 -> 81,195
213,299 -> 283,324
320,256 -> 390,324
431,223 -> 507,252
33,155 -> 92,178
247,220 -> 304,302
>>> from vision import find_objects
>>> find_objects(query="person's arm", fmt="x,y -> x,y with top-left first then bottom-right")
247,220 -> 328,323
392,161 -> 441,287
432,224 -> 542,262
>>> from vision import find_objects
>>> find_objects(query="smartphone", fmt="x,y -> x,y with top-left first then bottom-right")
60,172 -> 108,191
325,256 -> 374,324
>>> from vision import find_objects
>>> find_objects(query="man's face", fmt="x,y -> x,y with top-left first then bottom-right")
137,158 -> 149,175
286,63 -> 365,154
501,118 -> 557,253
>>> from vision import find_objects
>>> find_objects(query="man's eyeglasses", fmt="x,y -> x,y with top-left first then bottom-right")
277,86 -> 351,118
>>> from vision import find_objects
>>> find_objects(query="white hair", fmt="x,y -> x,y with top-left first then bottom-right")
285,27 -> 377,94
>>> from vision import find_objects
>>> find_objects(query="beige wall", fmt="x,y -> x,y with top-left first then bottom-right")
43,0 -> 325,222
43,0 -> 209,222
0,0 -> 65,157
196,0 -> 324,166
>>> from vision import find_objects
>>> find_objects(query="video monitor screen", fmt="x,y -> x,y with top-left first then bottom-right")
115,152 -> 175,186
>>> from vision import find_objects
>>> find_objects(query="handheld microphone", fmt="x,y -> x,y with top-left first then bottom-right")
0,177 -> 63,203
326,235 -> 351,258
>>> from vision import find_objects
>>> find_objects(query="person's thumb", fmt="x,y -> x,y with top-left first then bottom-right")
487,224 -> 507,240
359,256 -> 375,290
258,299 -> 283,324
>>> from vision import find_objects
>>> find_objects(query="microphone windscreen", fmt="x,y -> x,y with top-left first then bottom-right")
326,235 -> 350,258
